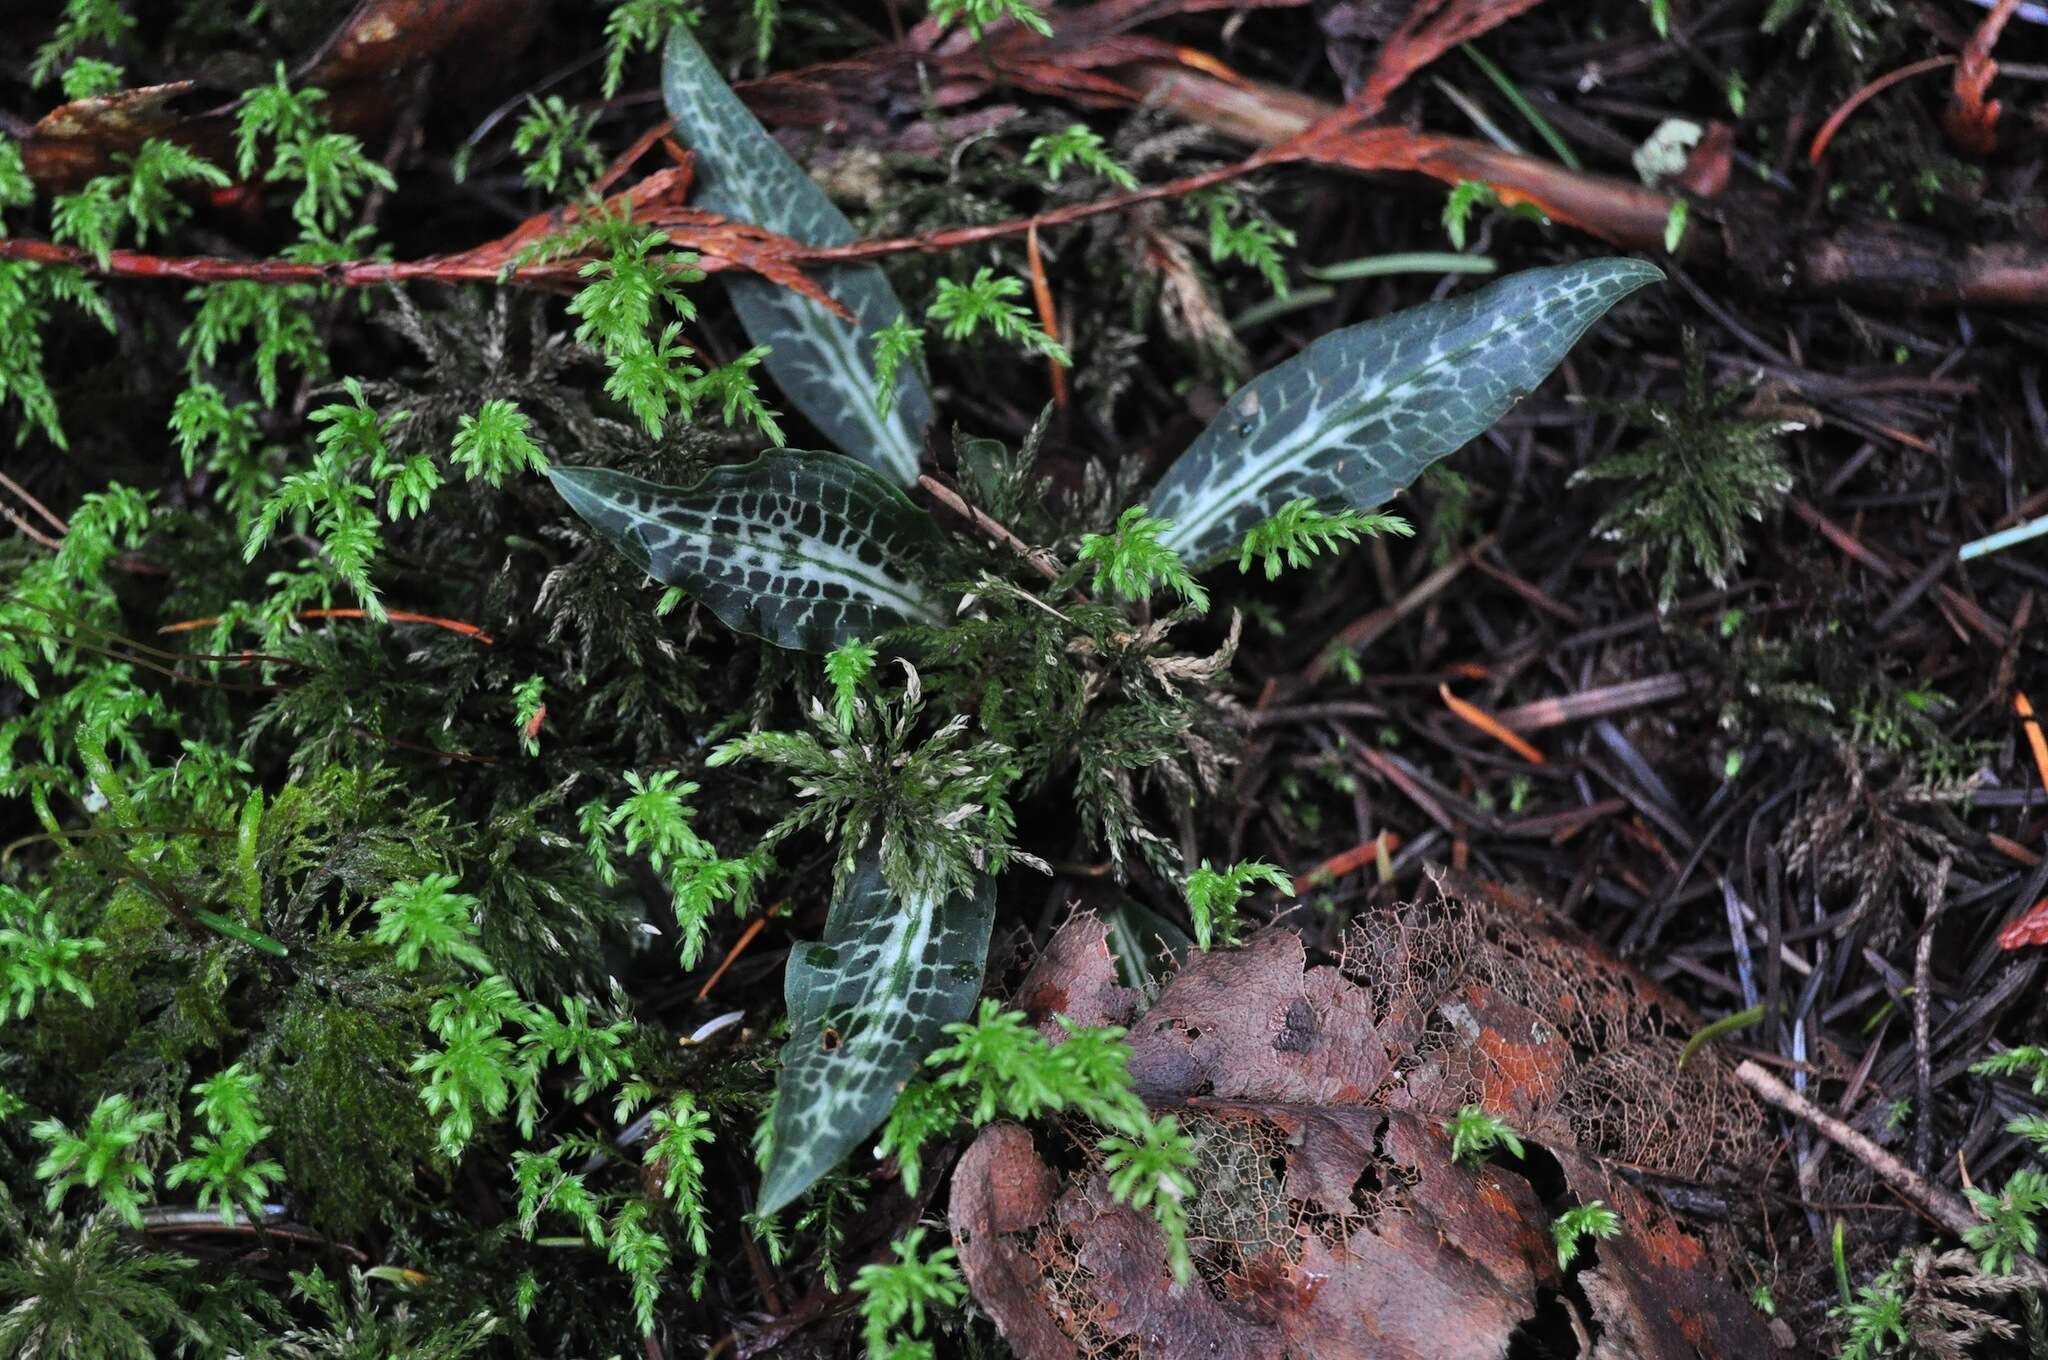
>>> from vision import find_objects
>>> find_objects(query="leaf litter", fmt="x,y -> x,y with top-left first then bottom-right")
953,874 -> 1785,1359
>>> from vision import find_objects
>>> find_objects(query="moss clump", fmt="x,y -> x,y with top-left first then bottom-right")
255,985 -> 437,1236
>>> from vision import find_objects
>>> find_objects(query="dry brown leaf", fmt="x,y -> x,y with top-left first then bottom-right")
17,0 -> 535,191
1017,913 -> 1141,1039
952,883 -> 1784,1359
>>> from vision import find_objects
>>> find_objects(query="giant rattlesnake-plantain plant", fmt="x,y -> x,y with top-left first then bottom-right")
548,21 -> 1663,1216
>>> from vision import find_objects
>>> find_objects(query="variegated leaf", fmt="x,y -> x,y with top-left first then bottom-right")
1151,258 -> 1664,566
663,24 -> 931,487
549,453 -> 946,652
759,853 -> 995,1215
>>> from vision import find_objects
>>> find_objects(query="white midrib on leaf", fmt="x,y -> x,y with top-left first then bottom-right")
1162,304 -> 1543,558
604,494 -> 940,625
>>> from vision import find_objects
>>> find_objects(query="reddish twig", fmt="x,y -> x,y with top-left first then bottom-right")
591,118 -> 679,197
1988,833 -> 2041,868
3,0 -> 1500,307
160,608 -> 495,644
1490,673 -> 1693,733
0,500 -> 62,550
1809,56 -> 1957,164
0,469 -> 70,535
0,153 -> 1278,308
1355,0 -> 1546,116
917,474 -> 1062,580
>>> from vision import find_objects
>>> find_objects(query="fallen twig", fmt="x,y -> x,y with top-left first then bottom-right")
1733,1059 -> 2048,1291
0,470 -> 70,536
1490,673 -> 1693,732
1809,57 -> 1958,164
160,607 -> 496,644
917,474 -> 1062,581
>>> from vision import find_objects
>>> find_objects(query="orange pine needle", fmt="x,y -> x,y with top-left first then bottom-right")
1026,222 -> 1068,411
1291,832 -> 1403,895
1440,683 -> 1546,764
1169,46 -> 1251,87
696,908 -> 778,1002
160,608 -> 495,644
2017,691 -> 2048,795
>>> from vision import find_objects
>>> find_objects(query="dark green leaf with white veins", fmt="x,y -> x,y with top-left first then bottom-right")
759,852 -> 995,1215
1150,258 -> 1663,567
663,24 -> 931,487
549,453 -> 946,652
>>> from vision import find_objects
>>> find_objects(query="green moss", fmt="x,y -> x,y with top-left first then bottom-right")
256,983 -> 437,1236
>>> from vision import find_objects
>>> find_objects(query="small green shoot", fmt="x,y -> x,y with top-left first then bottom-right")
0,886 -> 105,1017
853,1226 -> 967,1359
512,677 -> 546,757
1971,1046 -> 2048,1095
1025,125 -> 1137,188
1553,1200 -> 1623,1270
31,1094 -> 166,1227
1195,188 -> 1294,296
369,875 -> 493,974
1182,859 -> 1292,950
1445,1104 -> 1524,1168
602,0 -> 696,97
871,315 -> 927,417
1676,1003 -> 1764,1070
1078,508 -> 1208,612
165,1065 -> 285,1226
1664,199 -> 1689,254
512,95 -> 603,196
1237,500 -> 1412,580
1443,180 -> 1498,251
927,268 -> 1069,363
824,639 -> 878,730
1962,1170 -> 2047,1276
928,0 -> 1052,40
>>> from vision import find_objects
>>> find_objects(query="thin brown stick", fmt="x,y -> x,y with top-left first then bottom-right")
0,469 -> 69,534
1913,857 -> 1952,1177
1490,672 -> 1694,733
916,474 -> 1061,580
0,500 -> 61,550
1733,1059 -> 2048,1290
140,1209 -> 368,1263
